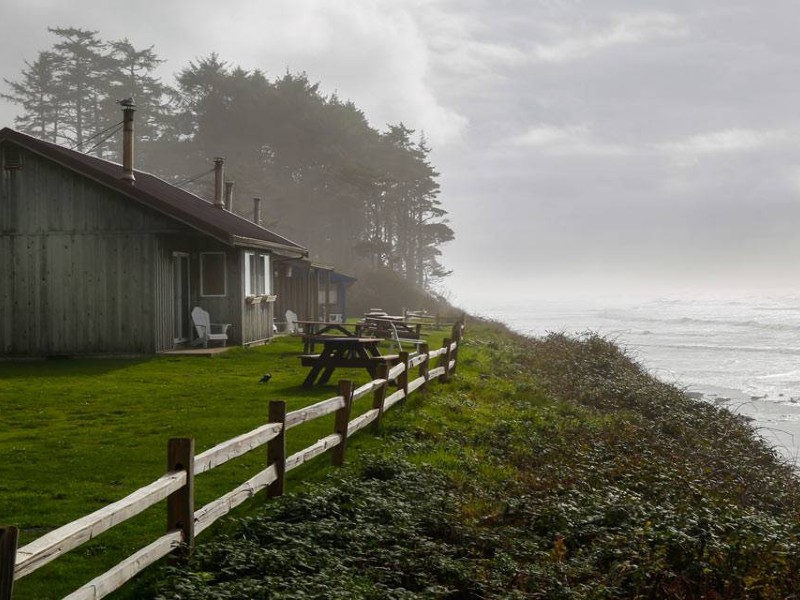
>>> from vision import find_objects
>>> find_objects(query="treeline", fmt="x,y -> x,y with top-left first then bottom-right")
2,28 -> 453,287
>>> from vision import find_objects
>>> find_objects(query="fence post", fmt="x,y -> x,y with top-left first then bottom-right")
419,343 -> 430,393
450,319 -> 463,377
167,438 -> 195,561
398,351 -> 410,403
332,380 -> 354,467
267,401 -> 287,498
439,338 -> 452,383
372,363 -> 389,432
0,526 -> 18,600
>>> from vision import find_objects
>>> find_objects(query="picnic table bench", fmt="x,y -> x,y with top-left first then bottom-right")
300,336 -> 400,387
357,316 -> 423,340
297,320 -> 360,353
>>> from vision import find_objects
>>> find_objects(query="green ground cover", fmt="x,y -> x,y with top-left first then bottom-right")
0,330 -> 448,599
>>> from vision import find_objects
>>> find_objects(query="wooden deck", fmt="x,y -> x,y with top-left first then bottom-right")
158,346 -> 233,357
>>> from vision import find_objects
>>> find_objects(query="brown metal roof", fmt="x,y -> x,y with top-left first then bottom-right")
0,127 -> 307,255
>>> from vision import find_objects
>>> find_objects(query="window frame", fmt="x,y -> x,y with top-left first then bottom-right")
318,286 -> 338,305
260,254 -> 271,295
244,252 -> 254,296
244,251 -> 272,297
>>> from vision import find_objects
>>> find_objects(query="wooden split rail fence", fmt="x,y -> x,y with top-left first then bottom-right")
0,319 -> 465,600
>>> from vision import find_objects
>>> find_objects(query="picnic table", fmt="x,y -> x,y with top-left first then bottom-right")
359,316 -> 423,340
300,336 -> 400,387
297,320 -> 360,354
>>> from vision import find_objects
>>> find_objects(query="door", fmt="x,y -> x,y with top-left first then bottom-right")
173,253 -> 191,343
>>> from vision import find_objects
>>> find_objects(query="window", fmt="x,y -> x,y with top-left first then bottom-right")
245,252 -> 271,296
200,252 -> 226,296
260,255 -> 271,295
318,287 -> 338,305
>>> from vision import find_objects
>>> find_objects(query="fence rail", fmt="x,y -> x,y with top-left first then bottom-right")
0,318 -> 465,600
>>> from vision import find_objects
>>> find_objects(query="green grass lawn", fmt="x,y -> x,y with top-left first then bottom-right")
0,329 -> 449,599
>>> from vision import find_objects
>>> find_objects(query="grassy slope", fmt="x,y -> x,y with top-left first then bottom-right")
0,330 -> 448,599
153,320 -> 800,599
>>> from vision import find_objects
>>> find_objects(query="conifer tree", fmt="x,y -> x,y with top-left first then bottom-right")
1,51 -> 62,141
107,39 -> 172,143
47,27 -> 110,149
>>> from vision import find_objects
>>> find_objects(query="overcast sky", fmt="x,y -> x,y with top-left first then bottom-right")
2,0 -> 799,308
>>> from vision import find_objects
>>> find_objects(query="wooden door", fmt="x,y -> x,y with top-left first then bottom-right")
173,253 -> 191,343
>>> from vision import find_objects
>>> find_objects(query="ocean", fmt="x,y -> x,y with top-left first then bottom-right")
474,294 -> 800,466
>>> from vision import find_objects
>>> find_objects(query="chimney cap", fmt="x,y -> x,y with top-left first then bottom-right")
117,97 -> 136,108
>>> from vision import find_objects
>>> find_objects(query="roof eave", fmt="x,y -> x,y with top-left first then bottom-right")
232,235 -> 308,256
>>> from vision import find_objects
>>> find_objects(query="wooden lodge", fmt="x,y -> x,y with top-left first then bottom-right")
0,125 -> 312,356
273,259 -> 356,324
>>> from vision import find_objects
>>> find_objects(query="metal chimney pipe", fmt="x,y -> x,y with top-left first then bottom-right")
213,157 -> 224,208
121,103 -> 136,183
253,197 -> 262,225
224,181 -> 234,211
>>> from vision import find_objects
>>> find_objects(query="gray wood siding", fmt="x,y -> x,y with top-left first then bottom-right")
5,232 -> 158,355
274,265 -> 323,323
154,240 -> 175,352
242,299 -> 275,345
0,144 -> 188,355
0,235 -> 11,353
275,271 -> 309,321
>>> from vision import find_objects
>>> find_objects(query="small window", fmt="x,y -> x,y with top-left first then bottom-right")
200,252 -> 226,296
245,252 -> 256,296
245,252 -> 271,296
260,254 -> 271,295
244,253 -> 252,296
318,287 -> 338,305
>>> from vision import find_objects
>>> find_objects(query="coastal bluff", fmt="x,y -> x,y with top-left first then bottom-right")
152,318 -> 800,598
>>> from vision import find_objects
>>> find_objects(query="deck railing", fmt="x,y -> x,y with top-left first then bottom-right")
0,319 -> 465,600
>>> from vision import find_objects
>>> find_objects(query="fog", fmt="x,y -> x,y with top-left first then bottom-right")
3,0 -> 799,311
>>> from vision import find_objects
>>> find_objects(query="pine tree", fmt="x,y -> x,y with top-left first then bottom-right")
107,39 -> 172,141
47,27 -> 111,149
2,51 -> 62,141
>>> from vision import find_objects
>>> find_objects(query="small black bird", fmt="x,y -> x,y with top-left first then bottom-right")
259,374 -> 272,384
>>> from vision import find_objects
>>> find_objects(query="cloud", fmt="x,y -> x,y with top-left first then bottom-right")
190,0 -> 470,145
656,128 -> 790,166
533,12 -> 688,63
784,165 -> 800,195
504,124 -> 632,157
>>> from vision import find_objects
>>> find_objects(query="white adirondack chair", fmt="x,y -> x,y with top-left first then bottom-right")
285,309 -> 302,334
191,307 -> 231,348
